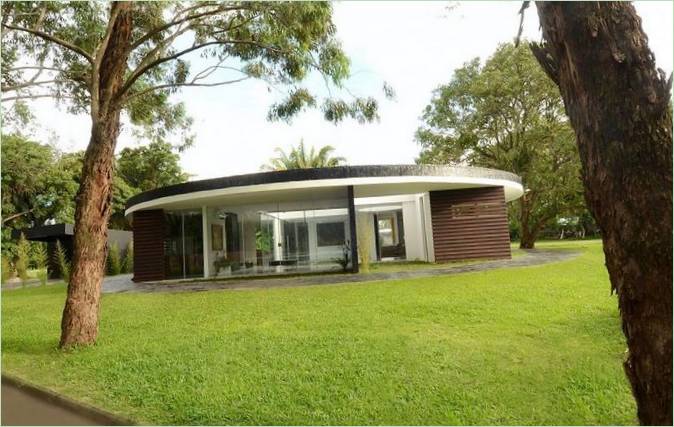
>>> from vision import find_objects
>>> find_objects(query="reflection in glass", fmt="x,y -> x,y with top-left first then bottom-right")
164,209 -> 203,279
205,202 -> 351,278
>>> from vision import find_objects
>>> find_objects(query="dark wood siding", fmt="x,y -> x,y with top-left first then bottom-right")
430,187 -> 511,261
132,210 -> 165,282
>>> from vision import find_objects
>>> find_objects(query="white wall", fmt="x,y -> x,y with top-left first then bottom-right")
402,199 -> 426,261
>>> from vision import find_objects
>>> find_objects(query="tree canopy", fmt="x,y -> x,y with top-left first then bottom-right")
416,42 -> 586,248
1,2 -> 387,132
1,134 -> 189,256
262,139 -> 346,171
117,140 -> 190,192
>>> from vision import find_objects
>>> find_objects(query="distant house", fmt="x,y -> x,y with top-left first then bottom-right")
17,224 -> 132,278
125,165 -> 523,282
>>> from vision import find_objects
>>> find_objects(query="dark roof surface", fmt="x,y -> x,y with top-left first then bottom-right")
126,164 -> 522,210
15,224 -> 132,242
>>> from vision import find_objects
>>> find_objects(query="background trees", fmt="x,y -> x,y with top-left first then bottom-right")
416,43 -> 587,248
262,139 -> 346,171
1,134 -> 188,264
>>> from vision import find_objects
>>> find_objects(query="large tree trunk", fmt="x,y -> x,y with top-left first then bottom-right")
60,2 -> 132,348
531,3 -> 672,424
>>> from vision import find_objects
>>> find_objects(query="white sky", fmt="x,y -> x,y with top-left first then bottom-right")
19,1 -> 674,180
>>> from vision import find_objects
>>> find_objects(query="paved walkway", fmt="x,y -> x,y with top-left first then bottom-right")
1,376 -> 128,426
105,249 -> 579,294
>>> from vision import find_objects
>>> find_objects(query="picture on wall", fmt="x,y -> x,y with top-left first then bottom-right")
211,224 -> 223,251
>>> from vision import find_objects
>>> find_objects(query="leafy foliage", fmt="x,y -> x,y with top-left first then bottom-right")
1,2 -> 387,133
416,43 -> 586,247
0,134 -> 189,244
121,242 -> 133,274
15,233 -> 30,285
1,255 -> 12,284
107,242 -> 122,276
117,141 -> 190,192
262,139 -> 346,171
1,134 -> 77,231
54,240 -> 70,282
32,242 -> 48,270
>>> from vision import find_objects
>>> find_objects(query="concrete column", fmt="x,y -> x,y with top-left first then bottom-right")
202,206 -> 209,278
347,185 -> 359,273
421,192 -> 435,262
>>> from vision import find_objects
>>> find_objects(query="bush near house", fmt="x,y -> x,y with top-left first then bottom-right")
107,242 -> 122,276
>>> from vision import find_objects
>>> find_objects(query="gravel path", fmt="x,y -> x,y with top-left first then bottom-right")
104,249 -> 580,294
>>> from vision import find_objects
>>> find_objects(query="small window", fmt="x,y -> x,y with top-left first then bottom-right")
316,222 -> 345,247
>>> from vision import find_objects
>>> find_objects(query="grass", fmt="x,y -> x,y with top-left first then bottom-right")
1,239 -> 635,425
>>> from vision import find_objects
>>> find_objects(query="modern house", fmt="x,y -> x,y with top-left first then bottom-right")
125,165 -> 523,282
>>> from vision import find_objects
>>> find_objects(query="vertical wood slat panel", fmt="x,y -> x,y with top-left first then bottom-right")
430,187 -> 511,261
132,210 -> 165,282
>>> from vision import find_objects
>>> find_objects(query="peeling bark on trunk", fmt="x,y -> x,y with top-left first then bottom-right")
531,3 -> 672,424
59,2 -> 133,348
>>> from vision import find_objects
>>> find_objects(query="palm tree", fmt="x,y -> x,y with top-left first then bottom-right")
262,139 -> 346,171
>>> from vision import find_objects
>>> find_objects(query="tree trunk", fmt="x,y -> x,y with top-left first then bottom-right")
60,2 -> 132,348
519,226 -> 537,249
531,3 -> 672,424
518,197 -> 537,249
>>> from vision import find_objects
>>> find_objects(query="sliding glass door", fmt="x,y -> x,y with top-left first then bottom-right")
165,210 -> 204,279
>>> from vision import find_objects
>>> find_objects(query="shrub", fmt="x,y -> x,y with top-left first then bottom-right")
33,243 -> 48,270
1,256 -> 13,284
107,242 -> 122,276
15,233 -> 30,286
33,243 -> 49,286
37,269 -> 48,286
122,242 -> 133,274
54,240 -> 71,283
333,241 -> 351,272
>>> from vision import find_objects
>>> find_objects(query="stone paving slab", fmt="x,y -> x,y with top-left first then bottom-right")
106,249 -> 579,294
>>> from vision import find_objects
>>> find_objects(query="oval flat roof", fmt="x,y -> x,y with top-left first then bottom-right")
125,164 -> 523,216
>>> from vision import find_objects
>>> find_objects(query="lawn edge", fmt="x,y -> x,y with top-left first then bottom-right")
2,373 -> 135,426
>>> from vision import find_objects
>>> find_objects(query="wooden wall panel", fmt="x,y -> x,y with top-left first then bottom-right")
430,187 -> 511,261
132,209 -> 165,282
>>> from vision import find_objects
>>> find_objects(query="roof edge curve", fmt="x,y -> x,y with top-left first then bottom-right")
126,164 -> 522,211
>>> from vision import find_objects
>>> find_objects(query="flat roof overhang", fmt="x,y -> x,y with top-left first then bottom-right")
124,165 -> 524,218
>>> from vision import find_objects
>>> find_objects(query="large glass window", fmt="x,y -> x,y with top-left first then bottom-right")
205,199 -> 352,278
317,222 -> 346,247
164,210 -> 203,279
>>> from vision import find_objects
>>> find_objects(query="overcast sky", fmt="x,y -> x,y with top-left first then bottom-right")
21,1 -> 674,180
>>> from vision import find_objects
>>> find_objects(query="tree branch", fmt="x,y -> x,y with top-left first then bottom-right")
2,23 -> 93,63
2,79 -> 62,92
1,209 -> 35,225
122,77 -> 250,103
1,92 -> 76,102
118,39 -> 291,101
128,5 -> 249,52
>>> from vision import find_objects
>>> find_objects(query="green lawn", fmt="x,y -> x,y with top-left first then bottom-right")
1,240 -> 635,425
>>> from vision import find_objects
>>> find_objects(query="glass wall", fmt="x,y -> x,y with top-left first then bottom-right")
165,209 -> 204,279
204,196 -> 352,278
